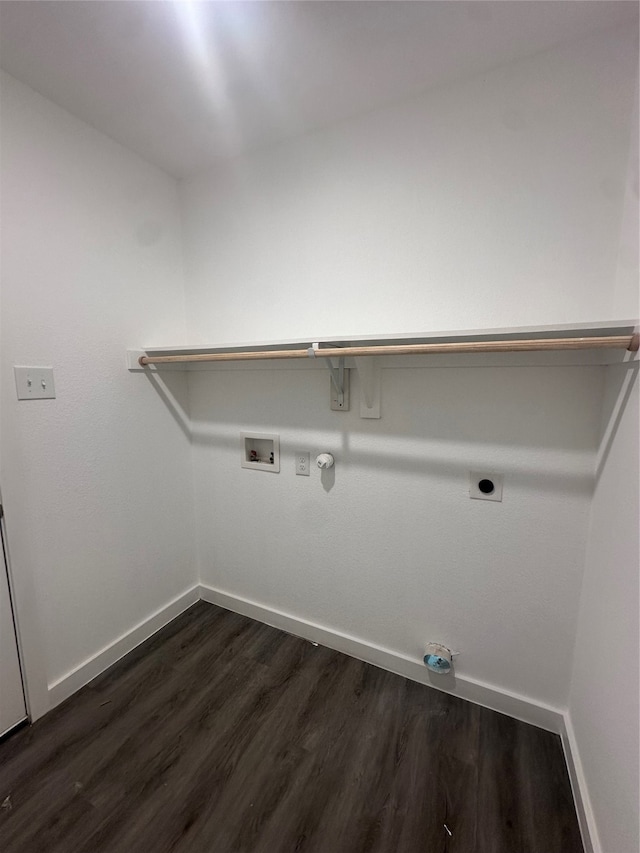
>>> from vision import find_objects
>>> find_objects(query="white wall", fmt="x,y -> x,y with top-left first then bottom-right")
181,26 -> 638,345
0,18 -> 635,852
180,26 -> 637,715
0,73 -> 195,717
613,75 -> 639,319
567,346 -> 639,851
190,361 -> 603,710
566,53 -> 639,853
180,30 -> 639,852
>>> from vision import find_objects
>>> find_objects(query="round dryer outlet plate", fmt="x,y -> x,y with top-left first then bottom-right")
469,471 -> 503,502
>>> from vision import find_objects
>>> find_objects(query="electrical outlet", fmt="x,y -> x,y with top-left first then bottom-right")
295,451 -> 310,476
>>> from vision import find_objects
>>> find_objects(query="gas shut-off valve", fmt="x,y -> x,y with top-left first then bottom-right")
316,453 -> 334,469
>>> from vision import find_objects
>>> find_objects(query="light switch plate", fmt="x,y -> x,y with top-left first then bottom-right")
14,366 -> 56,400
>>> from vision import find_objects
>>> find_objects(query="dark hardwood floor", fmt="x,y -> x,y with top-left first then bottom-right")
0,601 -> 583,853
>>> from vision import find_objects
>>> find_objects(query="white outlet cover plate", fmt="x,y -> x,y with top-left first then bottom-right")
469,472 -> 503,502
295,451 -> 310,476
14,366 -> 56,400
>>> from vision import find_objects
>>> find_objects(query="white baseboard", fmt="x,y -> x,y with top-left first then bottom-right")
198,583 -> 564,734
47,585 -> 200,708
560,713 -> 600,853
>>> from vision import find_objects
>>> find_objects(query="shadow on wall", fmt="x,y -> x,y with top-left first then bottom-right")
182,364 -> 601,446
320,465 -> 335,493
140,362 -> 606,498
186,426 -> 594,498
142,369 -> 191,440
596,359 -> 639,482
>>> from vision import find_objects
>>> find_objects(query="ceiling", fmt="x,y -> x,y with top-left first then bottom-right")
0,1 -> 637,178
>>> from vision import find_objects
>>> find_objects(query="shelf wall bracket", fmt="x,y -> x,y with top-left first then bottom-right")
325,356 -> 346,408
355,357 -> 381,418
127,350 -> 147,371
309,343 -> 349,410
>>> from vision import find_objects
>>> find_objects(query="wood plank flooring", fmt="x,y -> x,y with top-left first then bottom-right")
0,601 -> 584,853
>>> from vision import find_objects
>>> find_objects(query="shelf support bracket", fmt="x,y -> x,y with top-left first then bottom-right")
326,357 -> 345,408
355,357 -> 381,418
309,342 -> 348,410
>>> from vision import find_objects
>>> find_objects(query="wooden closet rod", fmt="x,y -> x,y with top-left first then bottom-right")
138,334 -> 639,366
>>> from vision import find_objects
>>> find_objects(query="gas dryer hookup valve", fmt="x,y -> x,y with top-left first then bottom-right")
316,453 -> 335,469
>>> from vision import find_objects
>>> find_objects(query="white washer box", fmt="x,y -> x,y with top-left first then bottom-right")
241,432 -> 280,473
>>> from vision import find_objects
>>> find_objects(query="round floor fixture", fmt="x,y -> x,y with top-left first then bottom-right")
423,643 -> 453,674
